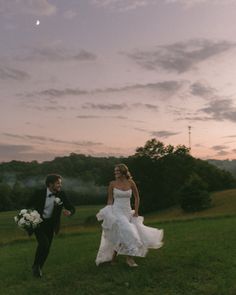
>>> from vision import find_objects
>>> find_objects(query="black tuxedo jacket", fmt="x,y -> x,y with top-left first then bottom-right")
28,189 -> 75,235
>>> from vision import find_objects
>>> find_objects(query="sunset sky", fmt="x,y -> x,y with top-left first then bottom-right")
1,0 -> 236,162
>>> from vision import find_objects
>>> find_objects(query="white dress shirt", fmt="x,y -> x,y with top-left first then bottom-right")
43,188 -> 56,219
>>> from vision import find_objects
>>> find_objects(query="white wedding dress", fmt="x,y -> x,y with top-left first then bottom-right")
95,188 -> 164,265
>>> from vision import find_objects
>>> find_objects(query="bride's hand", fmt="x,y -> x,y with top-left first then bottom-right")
133,212 -> 138,217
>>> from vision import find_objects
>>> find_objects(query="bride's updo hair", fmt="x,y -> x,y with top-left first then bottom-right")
115,163 -> 132,180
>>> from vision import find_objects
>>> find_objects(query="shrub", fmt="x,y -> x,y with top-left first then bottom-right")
180,174 -> 212,212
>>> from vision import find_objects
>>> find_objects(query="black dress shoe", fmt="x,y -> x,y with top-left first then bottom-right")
32,265 -> 42,278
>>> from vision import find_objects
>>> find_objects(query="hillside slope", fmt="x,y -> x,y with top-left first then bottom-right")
147,189 -> 236,222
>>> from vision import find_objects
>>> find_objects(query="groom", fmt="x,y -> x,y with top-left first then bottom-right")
28,174 -> 75,278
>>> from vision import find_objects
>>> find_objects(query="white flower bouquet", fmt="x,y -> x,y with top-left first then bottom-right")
14,209 -> 43,232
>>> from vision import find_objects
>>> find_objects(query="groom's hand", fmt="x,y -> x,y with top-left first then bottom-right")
63,209 -> 71,216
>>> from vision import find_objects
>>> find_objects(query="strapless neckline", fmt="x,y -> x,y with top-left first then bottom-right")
113,187 -> 132,192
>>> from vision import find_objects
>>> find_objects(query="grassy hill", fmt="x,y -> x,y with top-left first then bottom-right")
0,189 -> 236,295
146,188 -> 236,223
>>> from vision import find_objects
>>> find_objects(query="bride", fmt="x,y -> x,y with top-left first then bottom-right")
95,163 -> 164,267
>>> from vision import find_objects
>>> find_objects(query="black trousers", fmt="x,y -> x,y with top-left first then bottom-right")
33,218 -> 54,268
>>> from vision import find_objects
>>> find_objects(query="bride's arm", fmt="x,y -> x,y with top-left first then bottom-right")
131,180 -> 140,217
107,181 -> 114,205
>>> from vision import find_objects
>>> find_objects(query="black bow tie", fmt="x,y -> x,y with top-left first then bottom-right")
48,193 -> 55,198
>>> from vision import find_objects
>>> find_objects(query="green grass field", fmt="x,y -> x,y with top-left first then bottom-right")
0,190 -> 236,295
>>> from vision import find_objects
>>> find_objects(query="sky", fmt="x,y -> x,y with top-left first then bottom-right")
1,0 -> 236,162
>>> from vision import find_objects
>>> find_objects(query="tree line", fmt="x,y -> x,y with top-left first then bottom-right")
0,138 -> 235,213
207,159 -> 236,177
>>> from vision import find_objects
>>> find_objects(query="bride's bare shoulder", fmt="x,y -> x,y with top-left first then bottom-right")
109,180 -> 116,187
128,179 -> 135,185
129,179 -> 137,188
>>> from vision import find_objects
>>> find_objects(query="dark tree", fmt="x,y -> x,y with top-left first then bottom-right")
0,183 -> 13,211
180,174 -> 212,212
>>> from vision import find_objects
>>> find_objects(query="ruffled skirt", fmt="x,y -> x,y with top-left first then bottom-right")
95,205 -> 164,265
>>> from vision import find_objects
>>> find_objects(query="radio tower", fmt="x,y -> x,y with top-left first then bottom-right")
188,126 -> 192,152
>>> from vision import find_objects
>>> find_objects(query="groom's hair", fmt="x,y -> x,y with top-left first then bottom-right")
45,174 -> 62,187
